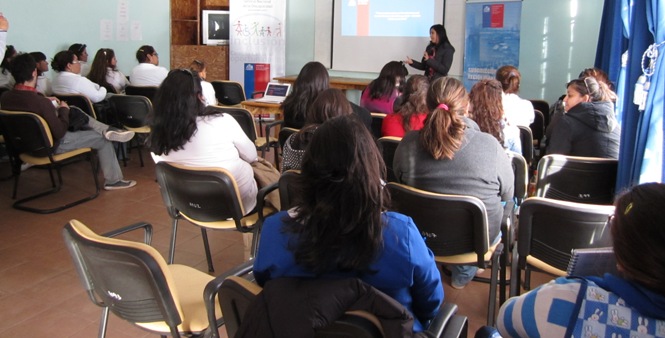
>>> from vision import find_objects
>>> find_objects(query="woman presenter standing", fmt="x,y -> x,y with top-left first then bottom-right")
405,24 -> 455,81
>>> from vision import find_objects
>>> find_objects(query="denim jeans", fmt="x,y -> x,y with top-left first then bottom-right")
450,233 -> 502,288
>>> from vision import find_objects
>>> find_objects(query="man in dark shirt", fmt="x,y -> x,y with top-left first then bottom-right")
1,53 -> 137,190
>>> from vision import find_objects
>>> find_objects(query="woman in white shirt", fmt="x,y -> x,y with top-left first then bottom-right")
189,59 -> 217,106
87,48 -> 129,94
68,43 -> 91,77
148,69 -> 258,212
51,50 -> 107,103
495,65 -> 534,128
130,45 -> 168,86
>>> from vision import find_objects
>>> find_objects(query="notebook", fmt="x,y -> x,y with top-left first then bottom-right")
253,82 -> 291,103
566,247 -> 618,277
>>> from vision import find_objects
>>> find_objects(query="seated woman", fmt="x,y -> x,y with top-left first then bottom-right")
51,50 -> 108,103
189,59 -> 217,106
130,45 -> 168,86
147,69 -> 259,212
68,43 -> 91,77
382,75 -> 429,137
495,65 -> 534,128
28,52 -> 52,96
360,61 -> 408,114
0,44 -> 16,89
282,88 -> 352,172
547,76 -> 620,159
393,77 -> 514,289
498,182 -> 665,337
469,79 -> 521,154
87,48 -> 129,94
254,114 -> 443,332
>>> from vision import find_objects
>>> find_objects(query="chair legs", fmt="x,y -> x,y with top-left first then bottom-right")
98,307 -> 110,338
486,243 -> 503,327
169,218 -> 215,273
201,228 -> 215,273
168,218 -> 179,265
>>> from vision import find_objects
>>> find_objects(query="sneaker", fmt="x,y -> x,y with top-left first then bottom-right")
104,128 -> 135,143
451,281 -> 466,290
104,179 -> 137,191
21,163 -> 34,171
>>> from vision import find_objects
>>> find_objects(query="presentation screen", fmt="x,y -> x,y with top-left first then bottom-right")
332,0 -> 445,73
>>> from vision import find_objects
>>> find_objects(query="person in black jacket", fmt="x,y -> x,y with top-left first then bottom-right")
547,76 -> 620,159
405,24 -> 454,82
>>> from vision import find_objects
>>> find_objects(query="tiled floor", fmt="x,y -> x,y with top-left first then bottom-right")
0,149 -> 551,337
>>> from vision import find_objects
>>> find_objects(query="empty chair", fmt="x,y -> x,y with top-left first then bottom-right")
535,154 -> 618,204
387,182 -> 504,326
125,85 -> 158,101
211,80 -> 247,106
530,109 -> 545,153
510,197 -> 614,296
63,219 -> 254,338
155,161 -> 277,272
370,112 -> 386,139
529,99 -> 550,127
0,110 -> 99,213
108,95 -> 152,167
377,136 -> 401,182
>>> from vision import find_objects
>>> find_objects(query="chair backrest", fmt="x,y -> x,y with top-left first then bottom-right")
377,136 -> 401,183
207,106 -> 258,142
54,94 -> 97,119
62,219 -> 183,334
155,161 -> 247,226
517,125 -> 534,165
536,154 -> 618,204
529,109 -> 545,148
529,99 -> 550,127
507,151 -> 528,205
278,127 -> 299,151
125,85 -> 159,101
0,110 -> 54,157
370,112 -> 386,139
387,182 -> 489,263
517,197 -> 614,273
278,170 -> 301,211
211,80 -> 247,106
108,95 -> 153,129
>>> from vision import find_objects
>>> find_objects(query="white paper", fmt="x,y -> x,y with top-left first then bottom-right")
130,21 -> 142,41
100,19 -> 113,41
117,22 -> 129,41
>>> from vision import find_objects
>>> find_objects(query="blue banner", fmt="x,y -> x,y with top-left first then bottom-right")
463,1 -> 522,90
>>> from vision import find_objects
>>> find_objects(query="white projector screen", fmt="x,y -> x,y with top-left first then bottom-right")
332,0 -> 445,73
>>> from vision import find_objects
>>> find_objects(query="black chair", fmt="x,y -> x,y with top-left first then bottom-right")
370,112 -> 386,139
535,154 -> 618,204
54,94 -> 98,120
0,110 -> 100,213
219,276 -> 468,338
530,109 -> 545,155
507,151 -> 528,206
125,85 -> 158,102
155,161 -> 277,272
63,219 -> 254,338
377,136 -> 401,182
277,169 -> 301,212
510,197 -> 614,296
517,125 -> 534,167
529,99 -> 550,127
387,182 -> 504,326
211,80 -> 247,106
108,95 -> 152,167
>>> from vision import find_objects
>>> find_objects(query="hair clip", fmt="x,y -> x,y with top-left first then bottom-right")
624,202 -> 633,215
437,103 -> 449,111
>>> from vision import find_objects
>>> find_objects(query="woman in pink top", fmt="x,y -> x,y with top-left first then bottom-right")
382,75 -> 429,137
360,61 -> 408,114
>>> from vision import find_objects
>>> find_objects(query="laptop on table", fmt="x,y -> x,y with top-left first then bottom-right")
253,82 -> 291,103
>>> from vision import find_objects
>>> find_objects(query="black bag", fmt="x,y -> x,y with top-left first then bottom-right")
67,106 -> 91,132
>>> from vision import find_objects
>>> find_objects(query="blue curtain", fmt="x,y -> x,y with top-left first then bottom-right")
594,0 -> 627,86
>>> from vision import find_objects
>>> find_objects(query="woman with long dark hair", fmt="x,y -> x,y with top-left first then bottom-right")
87,48 -> 129,94
280,61 -> 330,129
254,114 -> 443,331
148,69 -> 258,212
405,24 -> 454,81
393,77 -> 514,289
469,78 -> 521,153
360,60 -> 408,114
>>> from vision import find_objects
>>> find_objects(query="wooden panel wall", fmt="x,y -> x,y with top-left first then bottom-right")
171,45 -> 229,81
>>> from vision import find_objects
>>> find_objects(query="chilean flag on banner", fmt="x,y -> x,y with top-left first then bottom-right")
482,4 -> 504,28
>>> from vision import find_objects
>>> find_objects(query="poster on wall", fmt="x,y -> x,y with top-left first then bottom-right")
229,0 -> 286,92
463,1 -> 522,90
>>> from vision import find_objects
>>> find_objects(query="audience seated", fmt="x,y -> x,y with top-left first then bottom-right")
360,60 -> 407,114
51,50 -> 108,103
189,59 -> 217,106
68,43 -> 91,77
1,53 -> 136,190
28,52 -> 52,96
282,88 -> 353,172
495,65 -> 534,128
547,76 -> 620,159
254,115 -> 444,332
393,76 -> 514,289
87,48 -> 129,94
498,182 -> 665,337
0,44 -> 16,89
147,69 -> 258,213
129,45 -> 168,87
382,74 -> 429,137
469,79 -> 521,154
281,61 -> 371,130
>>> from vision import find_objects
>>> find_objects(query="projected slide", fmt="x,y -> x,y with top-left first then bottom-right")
341,0 -> 434,37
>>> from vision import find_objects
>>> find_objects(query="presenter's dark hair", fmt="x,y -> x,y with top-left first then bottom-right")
136,45 -> 156,63
51,50 -> 76,72
612,183 -> 665,295
9,53 -> 37,84
395,75 -> 429,132
287,114 -> 389,275
367,61 -> 408,101
281,61 -> 329,126
430,24 -> 452,48
147,69 -> 205,156
87,49 -> 116,93
421,76 -> 467,160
